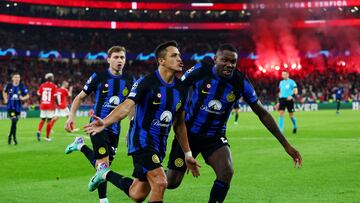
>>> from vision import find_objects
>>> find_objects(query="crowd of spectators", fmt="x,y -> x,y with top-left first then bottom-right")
1,1 -> 358,23
1,57 -> 359,107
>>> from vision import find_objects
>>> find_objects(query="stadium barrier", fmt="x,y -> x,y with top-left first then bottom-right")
0,105 -> 92,119
0,102 -> 358,119
237,101 -> 356,112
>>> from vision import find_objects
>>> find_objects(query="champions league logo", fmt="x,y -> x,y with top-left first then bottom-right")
103,96 -> 120,108
200,99 -> 224,115
152,110 -> 173,127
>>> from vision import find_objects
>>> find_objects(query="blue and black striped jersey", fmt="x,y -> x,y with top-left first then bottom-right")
4,83 -> 29,113
127,70 -> 186,157
83,69 -> 133,135
181,63 -> 258,137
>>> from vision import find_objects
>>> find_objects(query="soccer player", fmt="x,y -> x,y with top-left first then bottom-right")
49,81 -> 73,130
2,72 -> 29,145
84,41 -> 200,203
64,46 -> 133,203
278,71 -> 298,134
333,85 -> 344,115
166,44 -> 302,203
36,73 -> 57,141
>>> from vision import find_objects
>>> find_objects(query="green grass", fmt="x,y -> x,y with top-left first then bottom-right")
0,110 -> 359,202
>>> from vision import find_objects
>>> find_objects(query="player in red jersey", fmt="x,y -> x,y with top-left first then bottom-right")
36,73 -> 57,141
48,81 -> 74,132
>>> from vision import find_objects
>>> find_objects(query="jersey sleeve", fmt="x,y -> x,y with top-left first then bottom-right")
242,78 -> 258,105
127,77 -> 147,104
21,84 -> 29,96
179,86 -> 188,112
292,80 -> 297,89
83,73 -> 99,95
180,62 -> 203,87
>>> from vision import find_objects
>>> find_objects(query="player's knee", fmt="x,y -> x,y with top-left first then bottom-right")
129,192 -> 146,203
217,164 -> 234,182
166,170 -> 183,189
152,179 -> 168,193
167,178 -> 181,189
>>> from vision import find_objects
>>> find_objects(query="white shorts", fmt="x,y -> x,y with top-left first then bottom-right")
40,110 -> 55,119
55,108 -> 70,117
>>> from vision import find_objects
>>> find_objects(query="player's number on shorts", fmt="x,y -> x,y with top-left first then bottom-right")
220,137 -> 228,144
42,90 -> 52,102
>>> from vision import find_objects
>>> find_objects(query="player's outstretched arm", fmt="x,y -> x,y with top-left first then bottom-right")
65,91 -> 87,132
84,99 -> 135,136
173,111 -> 201,177
2,90 -> 8,104
20,94 -> 30,101
250,101 -> 302,168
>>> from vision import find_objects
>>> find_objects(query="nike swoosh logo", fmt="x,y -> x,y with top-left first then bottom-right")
153,101 -> 161,105
201,90 -> 210,94
90,176 -> 96,183
102,90 -> 108,93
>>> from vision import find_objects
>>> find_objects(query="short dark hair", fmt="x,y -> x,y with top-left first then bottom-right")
11,72 -> 20,77
107,46 -> 126,58
154,40 -> 178,65
217,44 -> 238,54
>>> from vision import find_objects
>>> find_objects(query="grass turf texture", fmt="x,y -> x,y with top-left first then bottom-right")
0,110 -> 359,202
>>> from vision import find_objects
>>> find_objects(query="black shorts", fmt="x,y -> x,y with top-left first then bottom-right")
233,102 -> 240,109
279,98 -> 295,113
90,130 -> 119,160
7,110 -> 20,118
131,148 -> 163,182
167,133 -> 230,172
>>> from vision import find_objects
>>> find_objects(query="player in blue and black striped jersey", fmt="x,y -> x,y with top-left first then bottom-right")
333,84 -> 344,114
2,72 -> 29,145
64,46 -> 133,203
84,41 -> 200,203
166,44 -> 302,203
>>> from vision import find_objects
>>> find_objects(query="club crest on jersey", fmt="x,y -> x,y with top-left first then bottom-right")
122,87 -> 129,96
175,158 -> 184,168
152,154 -> 160,164
226,92 -> 236,102
157,93 -> 162,98
98,147 -> 106,155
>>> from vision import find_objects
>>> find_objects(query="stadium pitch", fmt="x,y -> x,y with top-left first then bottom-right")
0,110 -> 359,202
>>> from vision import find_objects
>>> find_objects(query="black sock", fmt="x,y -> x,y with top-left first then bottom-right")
98,181 -> 107,199
337,101 -> 340,111
106,171 -> 133,196
9,118 -> 18,144
235,113 -> 238,122
208,180 -> 230,203
80,145 -> 96,167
